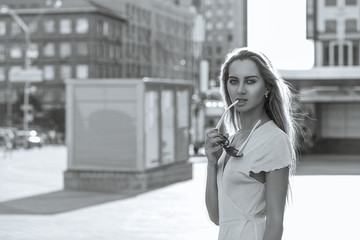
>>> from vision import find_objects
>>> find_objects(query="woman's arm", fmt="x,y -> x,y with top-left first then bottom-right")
205,160 -> 219,225
204,129 -> 227,225
263,167 -> 289,240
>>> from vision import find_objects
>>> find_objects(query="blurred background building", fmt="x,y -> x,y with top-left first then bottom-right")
196,0 -> 360,155
281,0 -> 360,154
200,0 -> 247,88
0,0 -> 201,140
1,0 -> 359,155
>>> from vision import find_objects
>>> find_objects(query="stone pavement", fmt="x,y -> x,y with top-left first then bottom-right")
0,146 -> 360,239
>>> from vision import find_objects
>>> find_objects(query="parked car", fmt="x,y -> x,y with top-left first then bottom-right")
0,127 -> 16,149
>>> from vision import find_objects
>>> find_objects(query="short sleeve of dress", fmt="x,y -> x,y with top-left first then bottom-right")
250,132 -> 293,174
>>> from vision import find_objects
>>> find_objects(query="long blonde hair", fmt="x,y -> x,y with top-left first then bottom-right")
219,47 -> 301,174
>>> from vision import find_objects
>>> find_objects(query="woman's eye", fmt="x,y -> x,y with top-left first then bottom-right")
246,79 -> 256,84
228,79 -> 238,84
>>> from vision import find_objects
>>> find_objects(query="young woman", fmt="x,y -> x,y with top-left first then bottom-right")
205,47 -> 300,240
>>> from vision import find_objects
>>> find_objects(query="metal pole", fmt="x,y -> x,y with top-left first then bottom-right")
23,28 -> 31,148
6,80 -> 12,127
6,7 -> 31,148
2,3 -> 62,147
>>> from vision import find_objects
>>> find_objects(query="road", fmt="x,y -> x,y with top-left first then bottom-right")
0,146 -> 359,239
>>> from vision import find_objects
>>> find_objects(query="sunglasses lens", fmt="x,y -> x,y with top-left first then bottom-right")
224,146 -> 239,157
221,135 -> 243,157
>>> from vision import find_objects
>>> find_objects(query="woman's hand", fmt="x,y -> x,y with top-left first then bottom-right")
204,129 -> 229,164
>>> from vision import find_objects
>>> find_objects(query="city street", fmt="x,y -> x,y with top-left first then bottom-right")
0,146 -> 360,239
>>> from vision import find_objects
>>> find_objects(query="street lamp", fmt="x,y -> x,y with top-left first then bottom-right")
1,1 -> 62,147
1,5 -> 32,147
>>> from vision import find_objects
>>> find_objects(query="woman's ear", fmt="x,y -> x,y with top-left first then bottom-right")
265,88 -> 270,98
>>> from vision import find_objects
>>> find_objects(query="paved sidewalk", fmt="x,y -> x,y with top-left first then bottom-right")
0,146 -> 360,239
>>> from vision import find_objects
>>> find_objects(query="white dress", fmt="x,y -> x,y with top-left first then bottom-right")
217,120 -> 292,240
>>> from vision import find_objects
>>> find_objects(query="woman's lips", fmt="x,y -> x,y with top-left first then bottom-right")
236,98 -> 247,103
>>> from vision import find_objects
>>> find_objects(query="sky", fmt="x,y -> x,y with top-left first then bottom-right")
247,0 -> 314,70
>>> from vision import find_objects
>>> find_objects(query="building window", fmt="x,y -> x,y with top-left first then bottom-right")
103,43 -> 109,59
343,45 -> 349,66
345,19 -> 357,33
353,43 -> 359,65
43,89 -> 55,102
115,45 -> 122,60
0,67 -> 5,81
44,20 -> 55,33
114,25 -> 121,40
334,44 -> 339,65
216,46 -> 222,54
216,22 -> 224,29
59,42 -> 71,58
29,22 -> 38,33
205,10 -> 213,18
323,42 -> 330,66
97,42 -> 104,58
109,45 -> 114,60
44,65 -> 55,80
103,21 -> 109,36
76,42 -> 88,56
76,65 -> 88,79
96,20 -> 102,36
345,0 -> 357,5
11,22 -> 21,36
28,43 -> 39,59
207,46 -> 212,55
43,42 -> 55,57
76,18 -> 89,34
325,20 -> 337,33
206,22 -> 213,30
307,0 -> 314,14
10,44 -> 22,58
60,65 -> 72,80
307,18 -> 314,38
325,0 -> 336,6
60,19 -> 72,34
227,21 -> 234,29
0,44 -> 6,62
0,21 -> 6,36
9,66 -> 22,81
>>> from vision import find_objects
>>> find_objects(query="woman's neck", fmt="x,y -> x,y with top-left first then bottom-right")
238,109 -> 270,131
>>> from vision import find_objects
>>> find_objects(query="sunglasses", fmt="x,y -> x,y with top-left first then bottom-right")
216,100 -> 261,158
222,135 -> 243,157
215,100 -> 243,157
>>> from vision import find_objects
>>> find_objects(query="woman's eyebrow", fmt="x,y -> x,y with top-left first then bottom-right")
245,75 -> 259,79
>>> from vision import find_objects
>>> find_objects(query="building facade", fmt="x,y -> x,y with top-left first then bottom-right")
0,0 -> 199,132
307,0 -> 360,66
199,0 -> 247,87
284,0 -> 360,154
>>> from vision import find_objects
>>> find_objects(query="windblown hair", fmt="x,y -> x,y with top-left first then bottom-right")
219,47 -> 301,174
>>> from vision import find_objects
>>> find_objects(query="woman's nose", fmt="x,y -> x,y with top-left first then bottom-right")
237,82 -> 246,94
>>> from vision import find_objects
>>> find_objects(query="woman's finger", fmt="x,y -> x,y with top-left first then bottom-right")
206,128 -> 219,137
206,143 -> 223,153
209,135 -> 226,143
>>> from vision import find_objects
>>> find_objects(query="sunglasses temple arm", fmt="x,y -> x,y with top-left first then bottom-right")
216,100 -> 239,130
236,119 -> 262,156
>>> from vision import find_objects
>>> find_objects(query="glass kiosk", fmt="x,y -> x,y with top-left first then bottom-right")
64,78 -> 193,192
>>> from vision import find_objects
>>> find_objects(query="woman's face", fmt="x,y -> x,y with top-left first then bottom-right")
226,59 -> 267,114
